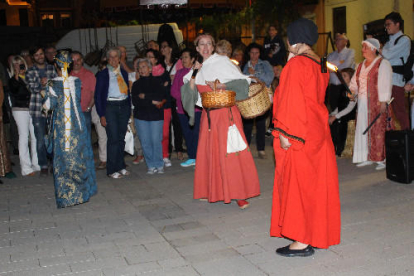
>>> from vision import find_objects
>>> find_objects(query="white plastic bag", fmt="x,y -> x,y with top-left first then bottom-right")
124,124 -> 134,155
227,124 -> 247,154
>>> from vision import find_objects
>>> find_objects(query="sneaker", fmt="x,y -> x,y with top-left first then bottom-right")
163,158 -> 172,167
375,162 -> 386,171
147,168 -> 157,175
108,172 -> 123,179
265,129 -> 272,137
119,169 -> 130,176
237,200 -> 250,209
180,159 -> 196,167
356,161 -> 374,167
157,167 -> 164,174
177,151 -> 184,160
132,155 -> 144,164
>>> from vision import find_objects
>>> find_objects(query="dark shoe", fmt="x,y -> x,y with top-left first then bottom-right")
276,245 -> 314,257
5,172 -> 17,179
97,162 -> 106,170
40,168 -> 48,177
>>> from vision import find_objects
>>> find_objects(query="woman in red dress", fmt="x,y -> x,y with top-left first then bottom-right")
271,18 -> 341,257
181,34 -> 260,209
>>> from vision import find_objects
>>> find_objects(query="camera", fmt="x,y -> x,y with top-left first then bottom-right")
19,64 -> 25,70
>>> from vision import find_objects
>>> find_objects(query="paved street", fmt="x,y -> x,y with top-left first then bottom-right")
1,142 -> 414,276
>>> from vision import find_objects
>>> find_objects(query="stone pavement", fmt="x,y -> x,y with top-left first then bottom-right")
1,144 -> 414,276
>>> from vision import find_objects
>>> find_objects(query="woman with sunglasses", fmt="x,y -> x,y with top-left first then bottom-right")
9,55 -> 39,176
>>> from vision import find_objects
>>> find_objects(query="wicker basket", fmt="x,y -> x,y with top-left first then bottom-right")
236,81 -> 272,119
201,79 -> 236,109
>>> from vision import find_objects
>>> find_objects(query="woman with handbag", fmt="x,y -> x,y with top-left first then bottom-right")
9,55 -> 40,176
181,33 -> 260,209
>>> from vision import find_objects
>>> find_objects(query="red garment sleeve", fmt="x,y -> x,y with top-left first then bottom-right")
272,58 -> 307,150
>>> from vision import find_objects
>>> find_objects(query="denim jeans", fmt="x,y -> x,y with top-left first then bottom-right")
135,119 -> 164,169
32,116 -> 48,168
105,99 -> 131,175
178,112 -> 201,159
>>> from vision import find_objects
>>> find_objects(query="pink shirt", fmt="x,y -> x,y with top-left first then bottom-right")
70,67 -> 96,112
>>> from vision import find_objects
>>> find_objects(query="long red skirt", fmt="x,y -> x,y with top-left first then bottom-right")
270,132 -> 341,249
194,106 -> 260,203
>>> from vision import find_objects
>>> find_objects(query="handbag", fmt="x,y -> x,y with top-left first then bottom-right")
124,122 -> 134,155
44,112 -> 54,155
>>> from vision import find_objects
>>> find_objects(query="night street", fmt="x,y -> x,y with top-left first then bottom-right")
1,142 -> 414,276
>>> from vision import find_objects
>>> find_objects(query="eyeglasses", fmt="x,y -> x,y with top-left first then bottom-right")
384,23 -> 394,27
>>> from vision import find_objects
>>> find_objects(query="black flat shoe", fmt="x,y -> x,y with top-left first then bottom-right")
276,245 -> 315,257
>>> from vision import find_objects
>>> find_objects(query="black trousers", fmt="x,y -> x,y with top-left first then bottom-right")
243,111 -> 268,151
169,99 -> 184,153
327,84 -> 342,112
330,119 -> 348,156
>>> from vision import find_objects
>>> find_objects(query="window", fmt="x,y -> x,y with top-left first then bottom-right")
60,13 -> 71,28
333,6 -> 346,35
41,13 -> 54,28
19,9 -> 29,27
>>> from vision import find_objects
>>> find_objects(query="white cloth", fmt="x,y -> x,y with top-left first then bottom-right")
12,110 -> 40,175
330,100 -> 356,119
128,72 -> 138,83
350,57 -> 393,163
183,53 -> 251,107
91,105 -> 107,162
227,124 -> 247,153
327,47 -> 355,85
183,54 -> 251,85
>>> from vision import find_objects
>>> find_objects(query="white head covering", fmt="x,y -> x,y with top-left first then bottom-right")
362,38 -> 380,51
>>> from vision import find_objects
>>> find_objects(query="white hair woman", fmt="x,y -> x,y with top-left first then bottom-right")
131,58 -> 166,174
95,47 -> 131,178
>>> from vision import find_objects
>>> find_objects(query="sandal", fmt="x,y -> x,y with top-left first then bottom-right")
108,172 -> 123,179
177,151 -> 184,160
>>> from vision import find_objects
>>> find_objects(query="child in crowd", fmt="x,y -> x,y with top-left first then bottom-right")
328,68 -> 356,157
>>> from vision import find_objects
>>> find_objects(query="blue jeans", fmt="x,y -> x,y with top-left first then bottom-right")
178,112 -> 201,159
135,119 -> 164,169
32,116 -> 48,168
83,111 -> 92,136
105,99 -> 131,175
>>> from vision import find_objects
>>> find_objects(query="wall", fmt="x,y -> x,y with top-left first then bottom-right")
325,0 -> 413,63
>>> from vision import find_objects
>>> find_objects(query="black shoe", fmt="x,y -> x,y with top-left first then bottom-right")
276,245 -> 314,257
40,168 -> 48,177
